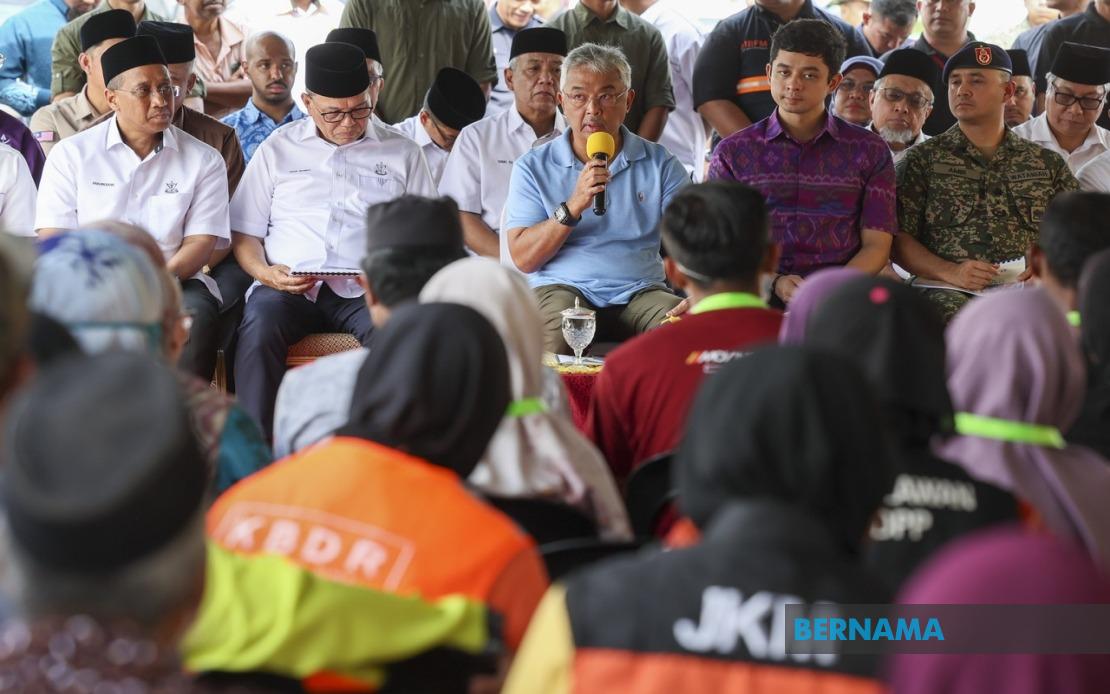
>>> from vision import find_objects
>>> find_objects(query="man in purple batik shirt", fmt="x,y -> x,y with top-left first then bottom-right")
709,18 -> 895,306
0,110 -> 44,185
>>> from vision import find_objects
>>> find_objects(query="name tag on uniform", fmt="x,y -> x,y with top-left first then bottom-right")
1009,170 -> 1052,182
931,163 -> 982,181
33,131 -> 56,142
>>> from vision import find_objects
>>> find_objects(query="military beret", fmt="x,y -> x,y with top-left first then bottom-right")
1008,49 -> 1032,78
1050,42 -> 1110,87
943,42 -> 1012,84
880,49 -> 940,93
101,35 -> 166,87
365,195 -> 466,256
79,9 -> 136,52
510,27 -> 567,60
136,21 -> 195,64
305,42 -> 370,98
425,67 -> 485,130
327,27 -> 382,65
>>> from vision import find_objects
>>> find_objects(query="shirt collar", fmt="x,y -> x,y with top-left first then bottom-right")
573,1 -> 633,30
243,99 -> 303,126
489,2 -> 506,31
48,0 -> 68,17
506,106 -> 568,140
75,87 -> 100,120
765,109 -> 839,143
105,115 -> 176,154
690,292 -> 767,314
279,0 -> 324,17
551,124 -> 642,167
756,0 -> 815,23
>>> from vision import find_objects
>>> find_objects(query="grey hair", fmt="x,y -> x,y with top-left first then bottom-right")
560,43 -> 631,91
1046,72 -> 1110,98
0,510 -> 206,628
873,75 -> 934,102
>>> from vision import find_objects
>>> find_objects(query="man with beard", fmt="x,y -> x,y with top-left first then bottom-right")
893,0 -> 977,136
869,48 -> 937,162
221,31 -> 304,163
439,27 -> 568,258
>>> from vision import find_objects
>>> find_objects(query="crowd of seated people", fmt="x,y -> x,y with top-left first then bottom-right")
3,0 -> 1110,691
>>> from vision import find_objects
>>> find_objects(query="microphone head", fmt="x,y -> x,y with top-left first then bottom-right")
586,131 -> 616,159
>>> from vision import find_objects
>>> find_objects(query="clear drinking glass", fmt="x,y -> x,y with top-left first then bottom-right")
561,299 -> 596,365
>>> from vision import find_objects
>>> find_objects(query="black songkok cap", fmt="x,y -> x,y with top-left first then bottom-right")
425,67 -> 485,130
1008,49 -> 1032,78
364,195 -> 467,255
1050,42 -> 1110,86
305,42 -> 370,98
1,352 -> 206,573
943,41 -> 1012,84
79,9 -> 136,52
510,27 -> 567,60
326,27 -> 381,64
136,20 -> 195,65
100,35 -> 166,87
879,48 -> 940,93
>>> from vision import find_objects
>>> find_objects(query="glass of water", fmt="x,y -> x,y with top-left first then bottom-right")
561,298 -> 596,366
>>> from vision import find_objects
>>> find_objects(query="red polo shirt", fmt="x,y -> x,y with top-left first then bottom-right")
586,293 -> 783,483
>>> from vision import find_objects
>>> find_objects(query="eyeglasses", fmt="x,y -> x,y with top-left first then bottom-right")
113,84 -> 180,101
313,102 -> 373,123
561,89 -> 628,109
836,79 -> 875,96
427,116 -> 458,148
876,87 -> 933,111
1051,88 -> 1105,112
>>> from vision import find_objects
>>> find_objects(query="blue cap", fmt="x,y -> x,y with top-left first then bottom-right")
943,42 -> 1012,84
840,55 -> 884,77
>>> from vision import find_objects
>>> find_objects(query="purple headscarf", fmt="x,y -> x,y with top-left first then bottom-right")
888,527 -> 1110,694
778,267 -> 865,344
937,288 -> 1110,569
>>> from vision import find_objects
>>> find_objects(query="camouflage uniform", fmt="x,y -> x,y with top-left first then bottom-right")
895,125 -> 1078,320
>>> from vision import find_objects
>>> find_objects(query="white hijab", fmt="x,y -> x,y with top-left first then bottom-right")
420,258 -> 631,540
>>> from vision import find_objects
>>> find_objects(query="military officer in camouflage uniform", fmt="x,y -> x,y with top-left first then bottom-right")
895,41 -> 1078,321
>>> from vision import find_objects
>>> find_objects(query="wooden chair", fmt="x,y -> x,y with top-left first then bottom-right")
286,333 -> 362,368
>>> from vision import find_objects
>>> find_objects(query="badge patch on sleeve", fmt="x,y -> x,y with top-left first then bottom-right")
33,131 -> 56,142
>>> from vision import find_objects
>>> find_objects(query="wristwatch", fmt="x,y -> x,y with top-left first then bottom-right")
553,202 -> 580,227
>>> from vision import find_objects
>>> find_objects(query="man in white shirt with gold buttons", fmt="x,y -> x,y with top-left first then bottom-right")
231,40 -> 436,439
439,27 -> 567,258
34,34 -> 229,380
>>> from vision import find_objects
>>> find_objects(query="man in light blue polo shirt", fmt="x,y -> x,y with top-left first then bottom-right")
504,42 -> 688,353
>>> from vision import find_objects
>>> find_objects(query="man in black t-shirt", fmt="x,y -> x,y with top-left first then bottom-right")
692,0 -> 868,140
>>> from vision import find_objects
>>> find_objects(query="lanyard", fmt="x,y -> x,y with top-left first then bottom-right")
689,292 -> 767,315
1068,311 -> 1081,328
506,398 -> 547,417
954,412 -> 1066,449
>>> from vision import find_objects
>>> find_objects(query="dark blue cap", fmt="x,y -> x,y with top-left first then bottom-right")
943,42 -> 1012,84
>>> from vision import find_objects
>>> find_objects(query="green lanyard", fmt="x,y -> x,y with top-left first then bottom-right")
506,398 -> 547,417
689,292 -> 767,315
1067,311 -> 1081,328
954,412 -> 1066,449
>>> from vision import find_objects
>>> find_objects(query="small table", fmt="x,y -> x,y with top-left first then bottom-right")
543,353 -> 604,433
